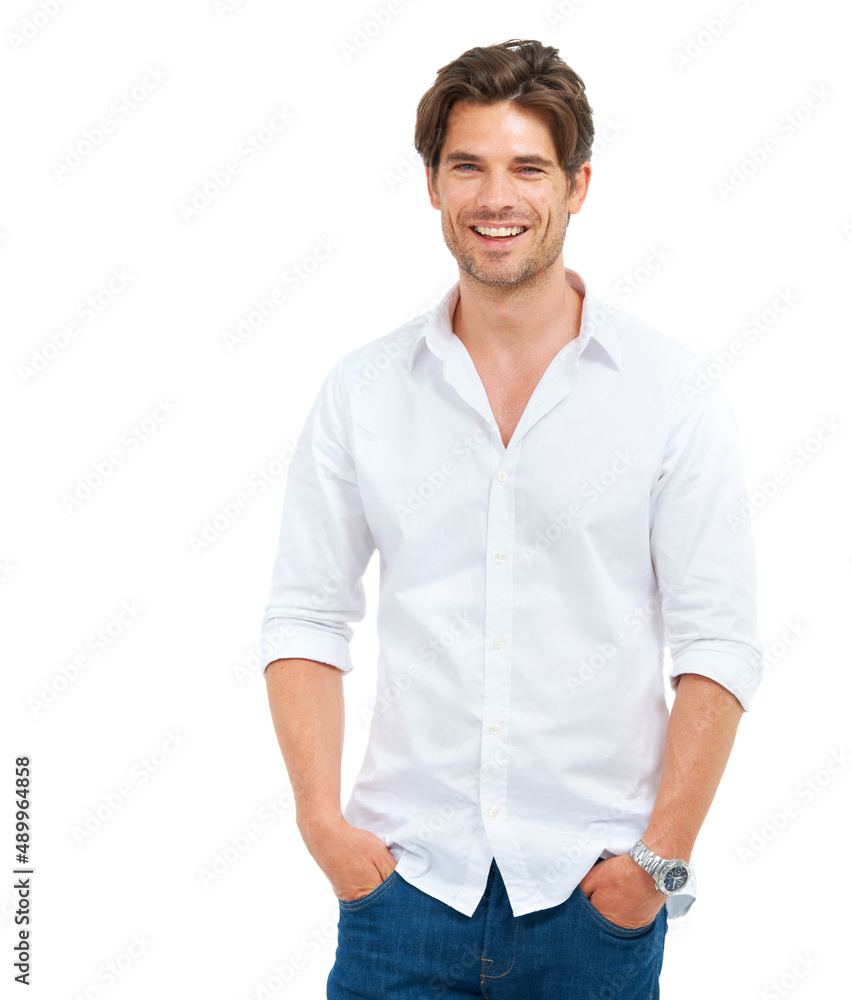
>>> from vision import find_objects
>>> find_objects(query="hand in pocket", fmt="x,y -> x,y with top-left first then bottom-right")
578,854 -> 665,930
300,814 -> 398,902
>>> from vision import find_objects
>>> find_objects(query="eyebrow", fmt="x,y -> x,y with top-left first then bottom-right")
444,151 -> 557,169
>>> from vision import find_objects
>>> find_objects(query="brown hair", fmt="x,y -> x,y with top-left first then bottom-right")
414,38 -> 594,197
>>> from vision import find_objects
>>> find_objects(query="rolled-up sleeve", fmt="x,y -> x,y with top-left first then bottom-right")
649,360 -> 764,711
258,360 -> 375,674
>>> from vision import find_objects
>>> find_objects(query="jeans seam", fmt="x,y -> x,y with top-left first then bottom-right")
480,920 -> 518,980
479,866 -> 498,995
480,899 -> 496,976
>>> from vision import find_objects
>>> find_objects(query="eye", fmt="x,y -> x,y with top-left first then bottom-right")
453,164 -> 542,174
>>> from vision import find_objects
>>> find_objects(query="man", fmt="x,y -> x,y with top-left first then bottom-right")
259,38 -> 763,999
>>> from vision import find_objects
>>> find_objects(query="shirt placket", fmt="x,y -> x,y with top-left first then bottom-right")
441,332 -> 588,902
480,454 -> 515,832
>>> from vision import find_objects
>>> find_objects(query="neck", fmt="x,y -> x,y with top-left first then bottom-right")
451,260 -> 583,364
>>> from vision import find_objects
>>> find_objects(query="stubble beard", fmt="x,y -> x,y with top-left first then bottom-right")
441,205 -> 569,290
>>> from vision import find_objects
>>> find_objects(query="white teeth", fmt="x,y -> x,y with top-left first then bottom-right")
473,226 -> 526,237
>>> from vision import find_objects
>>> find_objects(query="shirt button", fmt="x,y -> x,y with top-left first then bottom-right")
496,470 -> 508,482
489,723 -> 501,734
494,552 -> 506,564
488,806 -> 499,817
492,638 -> 503,649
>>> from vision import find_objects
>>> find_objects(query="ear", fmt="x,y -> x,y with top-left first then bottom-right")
426,165 -> 441,210
567,162 -> 592,215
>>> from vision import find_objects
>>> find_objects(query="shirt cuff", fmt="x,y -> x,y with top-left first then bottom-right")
259,619 -> 354,674
669,640 -> 764,712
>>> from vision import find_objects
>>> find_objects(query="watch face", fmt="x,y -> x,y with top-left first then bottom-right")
662,865 -> 689,893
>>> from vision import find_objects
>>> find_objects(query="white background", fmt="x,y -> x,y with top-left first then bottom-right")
2,0 -> 850,997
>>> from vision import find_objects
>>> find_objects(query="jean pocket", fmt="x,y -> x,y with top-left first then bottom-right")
576,887 -> 658,936
337,869 -> 401,911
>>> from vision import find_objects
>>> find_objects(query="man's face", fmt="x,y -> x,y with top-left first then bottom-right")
427,100 -> 591,288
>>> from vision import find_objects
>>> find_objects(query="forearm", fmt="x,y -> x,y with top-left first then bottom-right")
641,671 -> 745,861
264,657 -> 346,843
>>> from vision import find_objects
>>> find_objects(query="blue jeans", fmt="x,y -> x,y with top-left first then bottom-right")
328,857 -> 668,998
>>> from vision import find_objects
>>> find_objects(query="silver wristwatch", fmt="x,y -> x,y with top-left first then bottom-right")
629,839 -> 691,895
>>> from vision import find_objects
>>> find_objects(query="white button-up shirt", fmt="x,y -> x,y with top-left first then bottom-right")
259,267 -> 764,920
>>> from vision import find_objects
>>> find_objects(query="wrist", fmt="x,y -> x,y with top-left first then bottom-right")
629,838 -> 692,896
297,805 -> 345,846
639,830 -> 693,864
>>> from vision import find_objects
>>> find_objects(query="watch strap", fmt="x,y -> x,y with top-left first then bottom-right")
629,839 -> 690,895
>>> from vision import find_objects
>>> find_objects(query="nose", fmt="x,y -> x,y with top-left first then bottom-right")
475,169 -> 518,214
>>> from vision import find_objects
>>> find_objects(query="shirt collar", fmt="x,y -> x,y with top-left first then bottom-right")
407,267 -> 622,373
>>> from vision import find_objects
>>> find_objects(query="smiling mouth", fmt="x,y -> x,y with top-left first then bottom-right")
469,225 -> 529,246
470,224 -> 528,238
